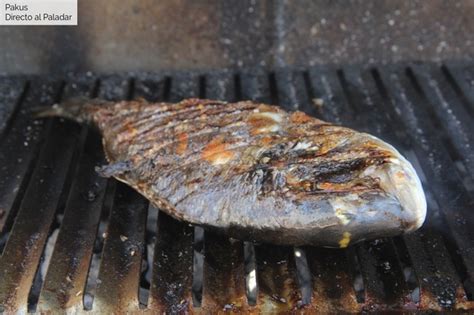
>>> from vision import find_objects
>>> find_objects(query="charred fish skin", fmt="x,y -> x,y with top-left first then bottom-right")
37,98 -> 427,248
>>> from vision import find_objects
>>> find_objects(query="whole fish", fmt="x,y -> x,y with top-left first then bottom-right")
37,98 -> 426,248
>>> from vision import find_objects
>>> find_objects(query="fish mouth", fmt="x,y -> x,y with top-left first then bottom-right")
362,135 -> 427,232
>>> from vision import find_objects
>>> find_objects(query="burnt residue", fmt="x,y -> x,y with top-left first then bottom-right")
148,213 -> 194,313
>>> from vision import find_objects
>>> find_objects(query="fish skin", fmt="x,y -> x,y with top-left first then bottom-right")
38,98 -> 427,247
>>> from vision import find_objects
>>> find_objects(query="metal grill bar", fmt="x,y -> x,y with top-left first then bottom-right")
410,65 -> 474,179
92,76 -> 148,313
304,247 -> 360,312
372,67 -> 474,310
94,182 -> 148,312
148,212 -> 193,313
134,74 -> 168,102
0,80 -> 52,234
36,76 -> 104,313
0,77 -> 26,137
37,126 -> 107,312
443,63 -> 474,116
341,66 -> 472,310
0,63 -> 473,313
0,80 -> 81,313
377,68 -> 474,292
255,245 -> 301,312
201,232 -> 247,312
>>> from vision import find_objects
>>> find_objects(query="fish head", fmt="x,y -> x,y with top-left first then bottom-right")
273,133 -> 427,247
359,135 -> 427,232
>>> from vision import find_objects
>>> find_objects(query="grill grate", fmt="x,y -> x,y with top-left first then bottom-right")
0,63 -> 473,313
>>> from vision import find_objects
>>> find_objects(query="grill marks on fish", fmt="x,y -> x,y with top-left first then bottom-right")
288,159 -> 383,194
109,103 -> 259,160
128,118 -> 320,168
104,100 -> 391,200
110,99 -> 220,128
131,133 -> 316,179
127,114 -> 245,154
113,100 -> 256,142
109,103 -> 329,170
249,145 -> 388,197
104,100 -> 392,197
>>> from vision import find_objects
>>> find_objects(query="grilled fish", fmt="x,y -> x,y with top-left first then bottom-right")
37,98 -> 426,248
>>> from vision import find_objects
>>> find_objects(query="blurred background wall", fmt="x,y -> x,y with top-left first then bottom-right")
0,0 -> 473,75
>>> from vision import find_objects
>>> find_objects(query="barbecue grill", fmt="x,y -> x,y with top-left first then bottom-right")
0,63 -> 473,313
0,3 -> 474,313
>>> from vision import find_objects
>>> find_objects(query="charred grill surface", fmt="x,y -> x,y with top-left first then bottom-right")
0,63 -> 473,313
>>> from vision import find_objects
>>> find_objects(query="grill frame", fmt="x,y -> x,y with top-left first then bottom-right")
0,63 -> 473,313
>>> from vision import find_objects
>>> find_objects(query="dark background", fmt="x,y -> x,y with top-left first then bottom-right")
0,0 -> 473,75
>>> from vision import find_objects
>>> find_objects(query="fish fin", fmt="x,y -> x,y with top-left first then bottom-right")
95,161 -> 133,178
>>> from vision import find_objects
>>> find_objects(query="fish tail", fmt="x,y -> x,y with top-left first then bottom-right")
32,97 -> 107,122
